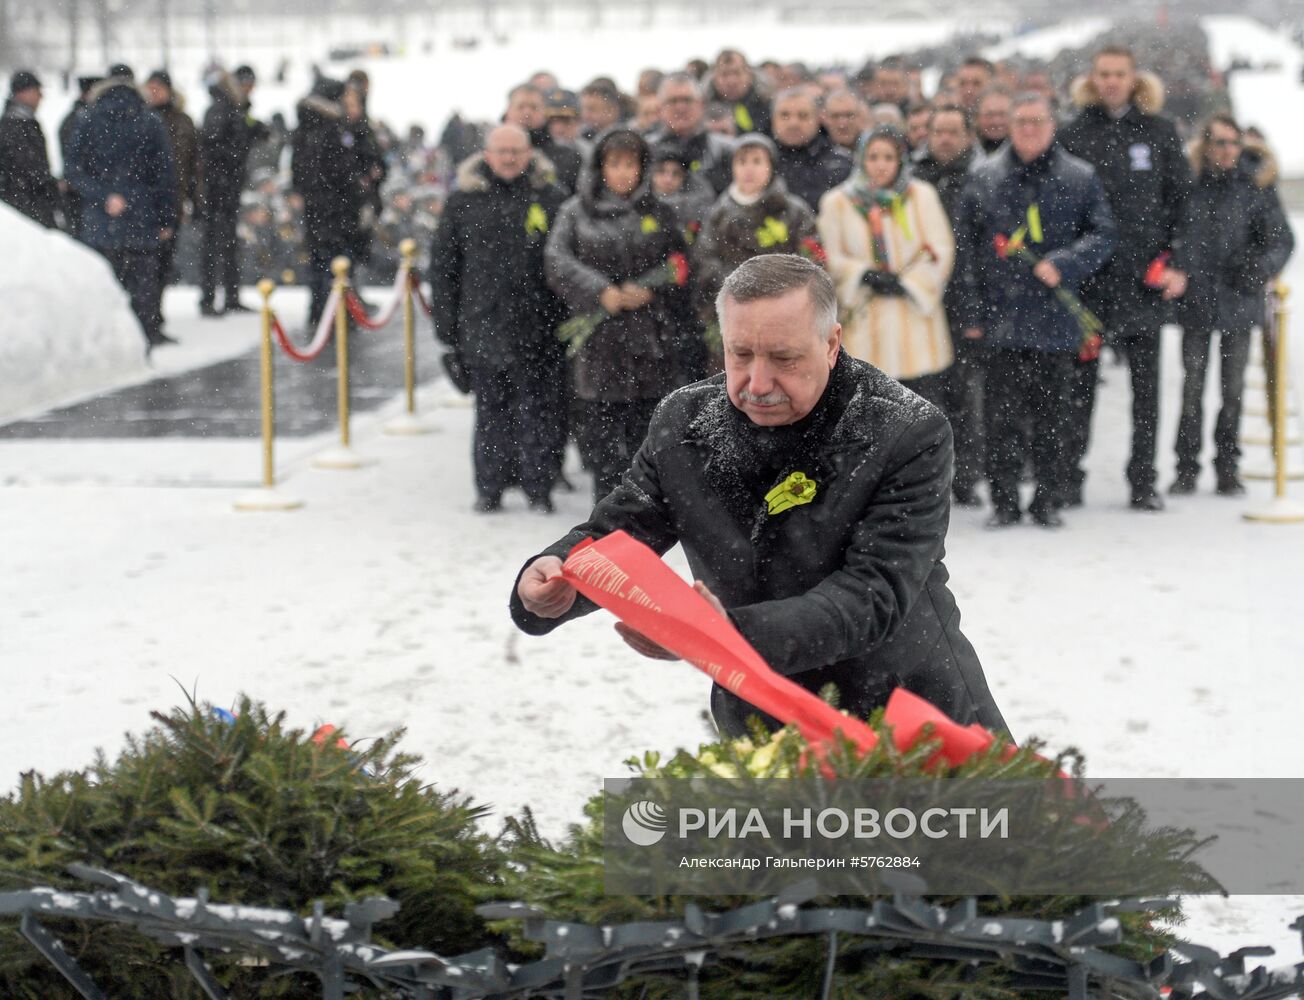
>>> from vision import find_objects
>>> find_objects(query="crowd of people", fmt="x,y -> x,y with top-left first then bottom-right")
0,61 -> 442,347
0,25 -> 1293,525
423,40 -> 1293,522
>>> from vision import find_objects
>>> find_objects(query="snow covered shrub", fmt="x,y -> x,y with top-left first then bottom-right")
0,696 -> 505,998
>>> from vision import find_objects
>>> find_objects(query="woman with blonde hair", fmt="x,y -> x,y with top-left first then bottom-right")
817,124 -> 955,403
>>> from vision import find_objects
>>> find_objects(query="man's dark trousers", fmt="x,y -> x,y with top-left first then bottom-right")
985,347 -> 1073,514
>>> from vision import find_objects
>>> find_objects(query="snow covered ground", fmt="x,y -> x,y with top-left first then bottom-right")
4,222 -> 1304,958
5,6 -> 1304,968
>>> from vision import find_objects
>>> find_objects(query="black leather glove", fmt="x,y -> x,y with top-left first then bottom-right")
861,269 -> 905,296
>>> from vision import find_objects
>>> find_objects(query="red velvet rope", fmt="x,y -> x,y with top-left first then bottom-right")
409,271 -> 434,317
271,312 -> 332,363
344,291 -> 388,331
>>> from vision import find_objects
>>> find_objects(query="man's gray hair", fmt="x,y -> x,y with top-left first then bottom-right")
716,254 -> 838,337
657,71 -> 703,101
1011,90 -> 1054,116
773,86 -> 823,112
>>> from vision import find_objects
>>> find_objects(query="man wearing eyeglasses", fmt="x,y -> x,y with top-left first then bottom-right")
427,124 -> 570,513
954,93 -> 1116,529
1059,46 -> 1193,513
646,73 -> 735,195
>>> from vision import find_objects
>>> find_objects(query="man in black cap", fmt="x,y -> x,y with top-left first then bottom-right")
145,70 -> 199,339
198,64 -> 267,315
0,71 -> 60,228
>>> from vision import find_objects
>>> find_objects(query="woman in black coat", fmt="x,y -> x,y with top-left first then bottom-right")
1170,116 -> 1294,496
544,128 -> 691,502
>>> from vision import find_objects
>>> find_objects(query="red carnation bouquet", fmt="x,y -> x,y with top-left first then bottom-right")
994,233 -> 1104,361
798,236 -> 829,267
556,252 -> 690,358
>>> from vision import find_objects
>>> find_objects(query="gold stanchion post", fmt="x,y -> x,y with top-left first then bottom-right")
313,257 -> 367,468
384,238 -> 434,435
234,279 -> 303,511
1245,283 -> 1304,523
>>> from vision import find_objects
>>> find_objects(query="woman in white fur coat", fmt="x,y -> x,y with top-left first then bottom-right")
817,123 -> 955,403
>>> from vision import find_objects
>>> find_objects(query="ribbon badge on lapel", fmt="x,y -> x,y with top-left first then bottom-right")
525,203 -> 549,236
756,216 -> 790,248
766,471 -> 817,515
640,214 -> 661,234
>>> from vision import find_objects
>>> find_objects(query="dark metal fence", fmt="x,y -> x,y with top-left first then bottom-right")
3,865 -> 1303,999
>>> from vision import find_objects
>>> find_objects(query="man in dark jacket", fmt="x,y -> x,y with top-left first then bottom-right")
955,93 -> 1116,528
1170,117 -> 1294,496
770,88 -> 852,212
504,83 -> 583,197
290,78 -> 362,329
646,73 -> 735,195
513,254 -> 1009,739
0,71 -> 59,228
1059,48 -> 1192,510
58,76 -> 100,238
65,66 -> 176,351
428,124 -> 569,513
705,50 -> 771,136
914,104 -> 983,506
144,70 -> 199,338
198,65 -> 266,315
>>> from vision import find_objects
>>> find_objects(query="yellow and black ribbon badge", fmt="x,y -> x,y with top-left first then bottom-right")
766,472 -> 817,515
525,203 -> 549,235
756,216 -> 790,248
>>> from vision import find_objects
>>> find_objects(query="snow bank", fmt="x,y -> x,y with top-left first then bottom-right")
0,206 -> 146,422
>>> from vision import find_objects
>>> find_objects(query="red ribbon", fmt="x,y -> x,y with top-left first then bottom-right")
345,292 -> 387,330
271,314 -> 332,363
559,531 -> 1022,770
560,532 -> 878,754
409,272 -> 434,316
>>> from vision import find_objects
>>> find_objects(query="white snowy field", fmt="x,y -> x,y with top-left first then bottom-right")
3,223 -> 1304,958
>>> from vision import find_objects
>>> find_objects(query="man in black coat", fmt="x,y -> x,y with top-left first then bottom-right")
503,82 -> 584,197
291,78 -> 362,329
198,65 -> 267,315
0,71 -> 59,228
1059,47 -> 1192,510
646,73 -> 735,195
58,76 -> 100,238
1170,118 -> 1294,496
513,254 -> 1009,739
705,50 -> 771,136
770,88 -> 852,212
913,104 -> 983,506
428,124 -> 569,513
144,70 -> 199,340
64,67 -> 175,351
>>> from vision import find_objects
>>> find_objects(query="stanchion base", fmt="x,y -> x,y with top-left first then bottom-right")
312,445 -> 368,469
1243,496 -> 1304,523
383,413 -> 436,435
1243,465 -> 1304,481
233,487 -> 304,512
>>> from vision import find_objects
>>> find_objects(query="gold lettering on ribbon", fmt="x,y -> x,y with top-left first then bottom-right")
567,547 -> 631,598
